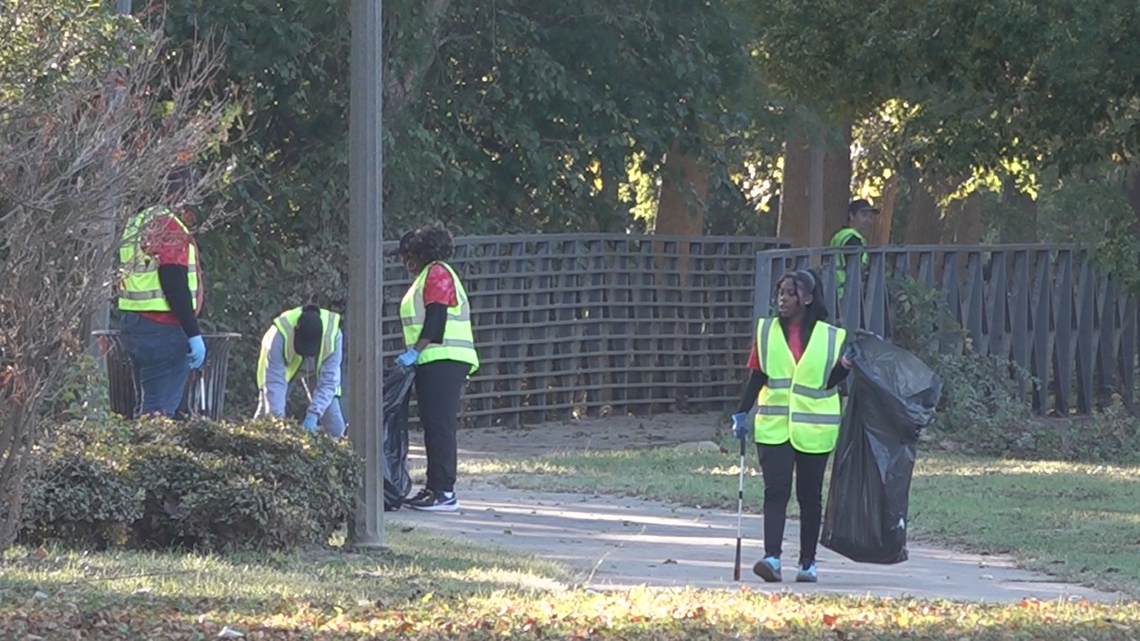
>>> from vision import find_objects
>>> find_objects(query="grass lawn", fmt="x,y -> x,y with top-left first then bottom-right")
2,440 -> 1139,638
460,442 -> 1140,595
1,528 -> 1139,640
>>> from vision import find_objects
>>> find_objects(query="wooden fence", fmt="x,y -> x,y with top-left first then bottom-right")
379,234 -> 788,427
754,245 -> 1140,415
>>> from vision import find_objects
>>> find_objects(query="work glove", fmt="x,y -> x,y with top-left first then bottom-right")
840,343 -> 856,369
302,415 -> 319,434
731,412 -> 750,441
187,335 -> 206,369
395,348 -> 420,369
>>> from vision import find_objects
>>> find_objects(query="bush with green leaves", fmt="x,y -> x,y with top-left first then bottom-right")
18,417 -> 361,552
890,276 -> 1032,452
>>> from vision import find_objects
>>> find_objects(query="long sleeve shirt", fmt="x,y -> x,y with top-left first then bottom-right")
260,327 -> 343,422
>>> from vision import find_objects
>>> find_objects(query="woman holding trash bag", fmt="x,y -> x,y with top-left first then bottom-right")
390,224 -> 480,512
732,269 -> 853,583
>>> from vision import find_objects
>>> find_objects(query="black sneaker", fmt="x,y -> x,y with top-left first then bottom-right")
404,488 -> 459,512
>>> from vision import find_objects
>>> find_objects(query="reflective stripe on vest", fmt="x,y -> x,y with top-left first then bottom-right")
399,262 -> 480,372
753,318 -> 846,454
256,308 -> 342,395
117,207 -> 199,312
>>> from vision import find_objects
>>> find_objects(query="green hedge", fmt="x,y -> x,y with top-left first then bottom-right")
18,417 -> 361,552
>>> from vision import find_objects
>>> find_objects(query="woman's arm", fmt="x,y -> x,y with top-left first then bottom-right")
736,339 -> 769,414
736,369 -> 767,414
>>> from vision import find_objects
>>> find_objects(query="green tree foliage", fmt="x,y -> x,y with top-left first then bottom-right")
159,0 -> 763,413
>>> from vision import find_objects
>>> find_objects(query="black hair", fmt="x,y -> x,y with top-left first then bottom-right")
775,268 -> 829,327
400,223 -> 455,266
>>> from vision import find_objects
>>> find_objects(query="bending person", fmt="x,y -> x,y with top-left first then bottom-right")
255,304 -> 345,438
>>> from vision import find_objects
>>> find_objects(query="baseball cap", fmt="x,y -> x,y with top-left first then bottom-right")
848,199 -> 880,216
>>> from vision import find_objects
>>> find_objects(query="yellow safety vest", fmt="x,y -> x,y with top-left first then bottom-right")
829,226 -> 867,298
118,207 -> 199,312
753,318 -> 846,454
256,307 -> 342,394
399,262 -> 479,372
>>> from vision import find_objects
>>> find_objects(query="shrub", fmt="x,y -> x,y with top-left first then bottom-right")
18,416 -> 361,552
890,276 -> 1032,452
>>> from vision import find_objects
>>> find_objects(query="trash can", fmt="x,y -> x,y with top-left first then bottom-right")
92,330 -> 242,420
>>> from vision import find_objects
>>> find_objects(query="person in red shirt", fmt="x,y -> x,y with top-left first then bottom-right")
733,269 -> 853,583
118,169 -> 205,418
390,225 -> 480,512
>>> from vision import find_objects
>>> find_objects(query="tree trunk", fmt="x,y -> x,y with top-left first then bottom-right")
952,191 -> 985,245
1000,177 -> 1039,243
873,172 -> 899,245
383,0 -> 452,113
778,128 -> 811,247
654,141 -> 709,284
655,141 -> 708,237
903,175 -> 943,245
823,121 -> 853,240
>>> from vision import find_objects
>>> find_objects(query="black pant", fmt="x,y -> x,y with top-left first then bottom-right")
415,360 -> 470,493
758,441 -> 830,567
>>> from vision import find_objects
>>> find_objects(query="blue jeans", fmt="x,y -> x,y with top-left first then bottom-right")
319,396 -> 347,439
120,312 -> 190,418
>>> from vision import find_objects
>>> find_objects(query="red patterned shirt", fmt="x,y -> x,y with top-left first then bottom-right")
423,263 -> 458,307
139,213 -> 202,325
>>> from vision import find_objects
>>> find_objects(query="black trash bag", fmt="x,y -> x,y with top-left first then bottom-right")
383,365 -> 416,512
820,331 -> 942,564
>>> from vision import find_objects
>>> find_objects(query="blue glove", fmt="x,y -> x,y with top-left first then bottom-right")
302,415 -> 319,434
731,412 -> 750,441
395,348 -> 419,368
187,335 -> 206,369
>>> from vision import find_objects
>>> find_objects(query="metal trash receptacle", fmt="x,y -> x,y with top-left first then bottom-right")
92,330 -> 242,420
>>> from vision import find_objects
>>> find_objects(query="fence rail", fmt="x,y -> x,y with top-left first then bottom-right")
379,234 -> 790,427
753,245 -> 1140,415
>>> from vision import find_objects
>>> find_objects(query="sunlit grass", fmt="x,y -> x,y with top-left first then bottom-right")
2,539 -> 1139,639
3,440 -> 1138,637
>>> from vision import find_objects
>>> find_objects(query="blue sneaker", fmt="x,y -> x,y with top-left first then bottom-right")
796,562 -> 818,583
752,556 -> 782,583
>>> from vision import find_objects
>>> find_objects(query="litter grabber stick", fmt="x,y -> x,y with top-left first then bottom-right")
733,431 -> 747,581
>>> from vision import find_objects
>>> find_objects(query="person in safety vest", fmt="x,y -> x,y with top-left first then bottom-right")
254,304 -> 346,438
731,268 -> 854,584
829,198 -> 879,301
390,224 -> 479,512
118,167 -> 204,418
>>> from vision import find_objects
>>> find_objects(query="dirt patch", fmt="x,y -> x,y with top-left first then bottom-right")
445,411 -> 724,459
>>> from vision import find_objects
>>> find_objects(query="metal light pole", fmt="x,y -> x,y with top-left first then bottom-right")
347,0 -> 385,548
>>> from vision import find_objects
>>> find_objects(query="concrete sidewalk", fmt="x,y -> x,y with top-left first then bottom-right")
389,485 -> 1127,603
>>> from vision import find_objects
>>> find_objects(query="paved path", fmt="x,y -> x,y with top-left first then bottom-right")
390,485 -> 1126,603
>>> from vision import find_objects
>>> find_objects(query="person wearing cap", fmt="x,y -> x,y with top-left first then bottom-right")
254,304 -> 346,438
829,198 -> 879,301
391,223 -> 479,512
118,167 -> 205,418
